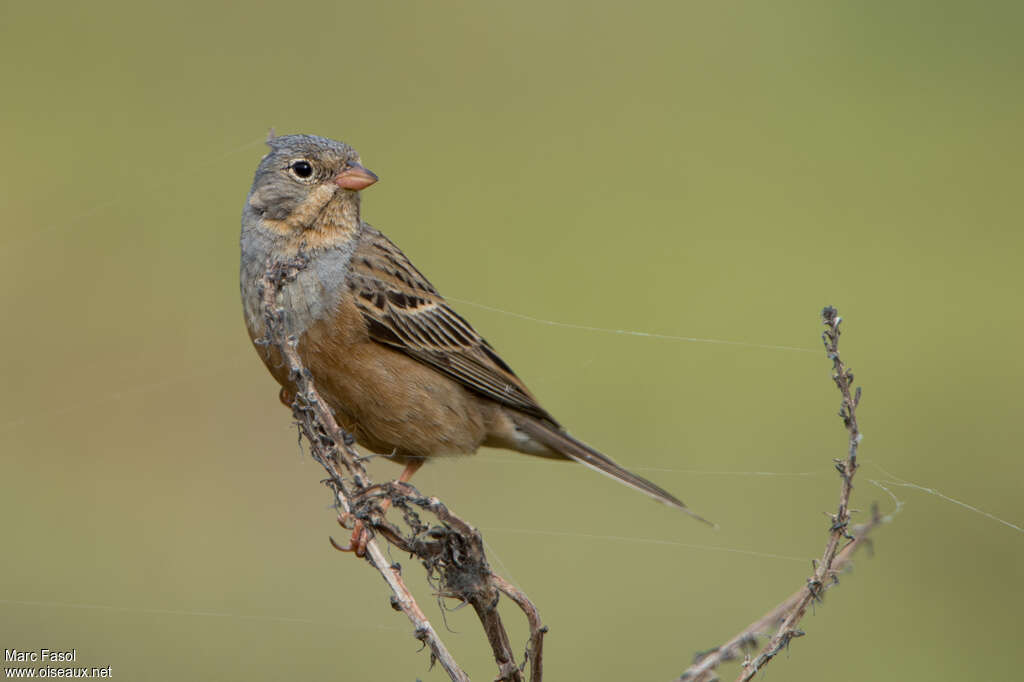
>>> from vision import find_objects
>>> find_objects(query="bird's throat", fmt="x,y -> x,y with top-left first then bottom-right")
259,188 -> 362,253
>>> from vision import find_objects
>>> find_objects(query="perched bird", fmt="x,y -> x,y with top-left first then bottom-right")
240,134 -> 707,549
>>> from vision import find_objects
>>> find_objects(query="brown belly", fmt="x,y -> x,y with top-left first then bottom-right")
308,341 -> 493,460
251,304 -> 495,462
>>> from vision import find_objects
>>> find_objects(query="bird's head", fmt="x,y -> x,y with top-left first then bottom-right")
246,133 -> 378,232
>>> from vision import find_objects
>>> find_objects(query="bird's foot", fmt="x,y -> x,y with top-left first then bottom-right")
330,513 -> 373,558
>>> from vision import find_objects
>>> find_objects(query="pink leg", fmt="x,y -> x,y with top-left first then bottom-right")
339,459 -> 425,557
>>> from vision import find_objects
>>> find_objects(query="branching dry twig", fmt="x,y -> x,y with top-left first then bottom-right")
258,255 -> 546,682
678,306 -> 884,682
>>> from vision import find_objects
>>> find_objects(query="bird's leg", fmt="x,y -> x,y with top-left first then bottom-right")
341,459 -> 424,558
395,458 -> 425,484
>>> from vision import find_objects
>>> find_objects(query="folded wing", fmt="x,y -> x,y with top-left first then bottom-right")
349,226 -> 559,426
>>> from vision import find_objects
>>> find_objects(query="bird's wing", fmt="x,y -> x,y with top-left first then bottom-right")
349,226 -> 558,425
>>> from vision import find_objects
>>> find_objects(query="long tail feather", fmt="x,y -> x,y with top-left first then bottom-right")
515,416 -> 715,527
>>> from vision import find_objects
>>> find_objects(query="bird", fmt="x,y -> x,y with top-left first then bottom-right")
240,133 -> 709,551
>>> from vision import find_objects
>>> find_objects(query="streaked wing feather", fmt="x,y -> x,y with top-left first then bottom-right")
350,226 -> 557,424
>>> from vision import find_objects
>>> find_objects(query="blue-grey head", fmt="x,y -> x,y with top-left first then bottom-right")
244,133 -> 378,226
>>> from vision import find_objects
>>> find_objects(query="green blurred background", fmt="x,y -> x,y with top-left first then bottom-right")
2,1 -> 1021,679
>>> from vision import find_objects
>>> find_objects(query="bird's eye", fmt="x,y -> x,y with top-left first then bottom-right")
288,160 -> 314,179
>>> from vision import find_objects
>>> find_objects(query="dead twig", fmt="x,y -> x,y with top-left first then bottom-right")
493,574 -> 547,682
677,306 -> 884,682
258,254 -> 545,682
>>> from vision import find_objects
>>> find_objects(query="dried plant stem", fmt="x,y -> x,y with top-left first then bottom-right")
376,483 -> 543,682
678,306 -> 880,682
493,574 -> 547,682
735,306 -> 863,680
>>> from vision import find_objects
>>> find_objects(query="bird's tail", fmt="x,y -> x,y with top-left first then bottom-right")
514,416 -> 714,527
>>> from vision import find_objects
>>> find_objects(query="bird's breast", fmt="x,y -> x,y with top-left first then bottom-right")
240,231 -> 355,342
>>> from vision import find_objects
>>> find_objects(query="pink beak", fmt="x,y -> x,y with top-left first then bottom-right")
334,163 -> 379,191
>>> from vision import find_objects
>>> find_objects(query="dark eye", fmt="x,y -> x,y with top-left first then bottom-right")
289,160 -> 314,179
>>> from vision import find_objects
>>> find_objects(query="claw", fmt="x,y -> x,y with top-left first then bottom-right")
330,518 -> 370,557
330,513 -> 371,556
330,535 -> 354,552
